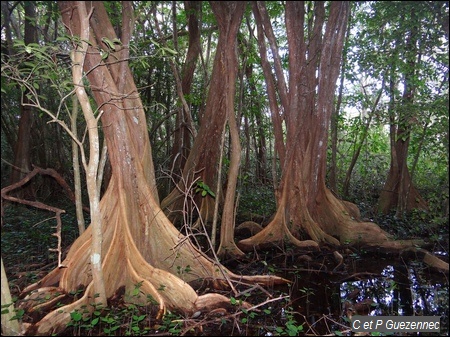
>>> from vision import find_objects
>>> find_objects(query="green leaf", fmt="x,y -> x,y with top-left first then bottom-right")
161,46 -> 177,56
112,38 -> 122,45
101,51 -> 109,60
101,37 -> 117,51
70,311 -> 83,322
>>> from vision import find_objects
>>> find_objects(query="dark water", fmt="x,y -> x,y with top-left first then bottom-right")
286,254 -> 449,336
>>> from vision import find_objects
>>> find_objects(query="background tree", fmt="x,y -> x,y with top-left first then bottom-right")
8,1 -> 37,198
346,2 -> 448,216
168,1 -> 201,185
1,1 -> 82,199
375,2 -> 428,215
160,2 -> 246,228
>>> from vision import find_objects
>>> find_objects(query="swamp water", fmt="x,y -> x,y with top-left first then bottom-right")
214,249 -> 448,336
285,254 -> 449,336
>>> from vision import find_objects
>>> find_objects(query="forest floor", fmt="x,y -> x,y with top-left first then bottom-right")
2,201 -> 449,336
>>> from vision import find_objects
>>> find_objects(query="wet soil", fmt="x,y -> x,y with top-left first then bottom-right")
2,205 -> 449,336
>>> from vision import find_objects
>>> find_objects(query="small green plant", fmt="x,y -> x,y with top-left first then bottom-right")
195,180 -> 215,198
1,304 -> 24,322
66,284 -> 159,336
158,311 -> 183,335
176,264 -> 192,276
67,304 -> 101,335
101,314 -> 120,335
272,307 -> 304,336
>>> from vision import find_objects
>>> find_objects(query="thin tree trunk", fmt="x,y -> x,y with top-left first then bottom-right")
1,257 -> 21,335
70,93 -> 85,235
252,2 -> 286,172
329,14 -> 350,192
161,2 -> 246,227
217,93 -> 245,258
378,8 -> 428,216
10,1 -> 37,199
71,1 -> 106,306
342,85 -> 383,198
168,1 -> 201,182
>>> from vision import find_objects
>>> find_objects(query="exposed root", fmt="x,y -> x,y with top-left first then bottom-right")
237,210 -> 320,252
235,221 -> 264,236
400,247 -> 449,273
17,183 -> 290,336
236,188 -> 448,273
22,283 -> 93,336
194,293 -> 252,313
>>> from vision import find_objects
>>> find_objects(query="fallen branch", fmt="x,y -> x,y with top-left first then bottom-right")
1,165 -> 87,267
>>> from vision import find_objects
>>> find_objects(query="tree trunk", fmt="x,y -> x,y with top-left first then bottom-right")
1,257 -> 22,335
329,15 -> 350,193
9,1 -> 37,199
160,2 -> 246,228
237,2 -> 447,273
70,0 -> 106,306
18,2 -> 286,335
378,6 -> 428,216
342,85 -> 383,198
217,86 -> 246,259
169,1 -> 201,184
70,94 -> 86,235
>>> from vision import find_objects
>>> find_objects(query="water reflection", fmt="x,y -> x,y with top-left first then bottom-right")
290,257 -> 449,335
341,263 -> 448,318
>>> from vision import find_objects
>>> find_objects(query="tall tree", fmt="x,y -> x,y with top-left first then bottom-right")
17,2 -> 284,335
9,1 -> 37,198
377,2 -> 429,215
161,2 -> 246,228
169,1 -> 201,183
237,1 -> 448,273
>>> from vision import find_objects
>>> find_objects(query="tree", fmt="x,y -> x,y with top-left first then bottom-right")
168,1 -> 201,184
345,2 -> 448,216
236,1 -> 448,273
17,2 -> 285,335
8,1 -> 37,199
376,2 -> 431,215
1,257 -> 21,335
160,2 -> 245,228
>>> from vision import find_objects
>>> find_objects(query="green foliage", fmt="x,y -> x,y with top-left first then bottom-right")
238,183 -> 276,220
194,180 -> 215,198
66,286 -> 158,336
157,311 -> 183,335
0,302 -> 24,322
272,306 -> 304,336
176,264 -> 192,276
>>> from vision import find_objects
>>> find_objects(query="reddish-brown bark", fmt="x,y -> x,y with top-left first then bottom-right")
236,2 -> 447,273
161,2 -> 247,227
17,3 -> 287,335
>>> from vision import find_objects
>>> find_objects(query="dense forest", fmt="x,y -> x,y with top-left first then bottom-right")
1,1 -> 448,336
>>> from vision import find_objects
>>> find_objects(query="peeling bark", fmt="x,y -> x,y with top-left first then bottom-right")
16,3 -> 288,335
237,1 -> 448,274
